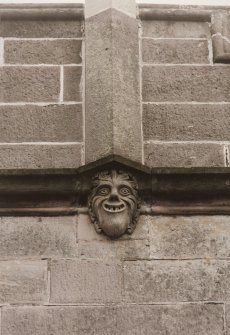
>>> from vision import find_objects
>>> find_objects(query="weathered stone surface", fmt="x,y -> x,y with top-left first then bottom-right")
0,216 -> 77,259
142,20 -> 210,38
144,142 -> 224,167
0,20 -> 83,38
50,259 -> 122,303
0,67 -> 60,102
0,144 -> 82,169
85,0 -> 136,18
142,66 -> 230,102
1,306 -> 117,335
79,240 -> 150,260
0,105 -> 82,142
124,259 -> 230,303
1,304 -> 224,335
143,104 -> 230,141
142,39 -> 209,64
225,304 -> 230,334
63,66 -> 82,101
115,304 -> 224,335
0,261 -> 47,304
147,216 -> 230,259
77,214 -> 149,241
5,40 -> 82,65
85,9 -> 142,163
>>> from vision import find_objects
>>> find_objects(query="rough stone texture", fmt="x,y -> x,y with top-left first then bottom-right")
63,66 -> 82,101
225,304 -> 230,334
144,142 -> 224,167
142,20 -> 210,38
79,240 -> 150,260
143,104 -> 230,141
85,9 -> 142,163
0,105 -> 82,142
4,40 -> 82,65
0,144 -> 82,169
147,216 -> 230,259
142,66 -> 230,102
0,20 -> 83,38
0,216 -> 77,259
142,39 -> 209,64
124,259 -> 230,303
0,67 -> 60,103
1,304 -> 224,335
0,261 -> 47,304
115,304 -> 224,335
50,259 -> 122,303
77,214 -> 149,241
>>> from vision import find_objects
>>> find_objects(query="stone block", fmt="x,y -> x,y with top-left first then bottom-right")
85,9 -> 142,163
77,214 -> 149,241
4,40 -> 82,65
0,261 -> 47,304
50,259 -> 122,303
225,304 -> 230,334
143,66 -> 230,102
115,304 -> 224,335
124,259 -> 230,303
1,306 -> 117,335
1,304 -> 224,335
143,104 -> 230,141
142,39 -> 209,64
0,67 -> 60,102
0,20 -> 83,38
148,215 -> 230,259
0,104 -> 82,142
0,216 -> 77,259
142,20 -> 210,38
78,239 -> 150,260
0,144 -> 82,169
144,142 -> 224,167
85,0 -> 136,18
63,66 -> 82,101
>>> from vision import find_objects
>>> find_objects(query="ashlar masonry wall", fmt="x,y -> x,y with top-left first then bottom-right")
0,2 -> 230,335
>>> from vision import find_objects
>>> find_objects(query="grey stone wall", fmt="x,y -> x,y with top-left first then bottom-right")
1,214 -> 230,334
0,7 -> 84,168
0,2 -> 230,335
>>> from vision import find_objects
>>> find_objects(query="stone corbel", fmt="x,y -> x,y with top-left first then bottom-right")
0,156 -> 230,239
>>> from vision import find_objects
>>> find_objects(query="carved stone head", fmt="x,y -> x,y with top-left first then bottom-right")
88,170 -> 140,238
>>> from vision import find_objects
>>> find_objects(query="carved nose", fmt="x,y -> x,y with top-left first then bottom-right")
109,191 -> 119,202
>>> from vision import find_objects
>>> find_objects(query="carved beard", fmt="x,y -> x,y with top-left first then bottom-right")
92,195 -> 137,238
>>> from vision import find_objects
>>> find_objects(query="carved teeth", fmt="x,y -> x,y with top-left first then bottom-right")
103,203 -> 125,213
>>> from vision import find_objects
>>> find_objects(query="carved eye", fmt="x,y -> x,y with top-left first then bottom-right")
97,187 -> 110,196
119,187 -> 131,196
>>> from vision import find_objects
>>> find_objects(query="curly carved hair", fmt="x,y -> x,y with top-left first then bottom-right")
88,170 -> 141,235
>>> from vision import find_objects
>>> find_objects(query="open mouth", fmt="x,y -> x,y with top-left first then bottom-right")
103,203 -> 125,213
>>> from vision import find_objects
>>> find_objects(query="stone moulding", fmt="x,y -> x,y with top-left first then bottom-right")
0,156 -> 230,219
0,4 -> 84,20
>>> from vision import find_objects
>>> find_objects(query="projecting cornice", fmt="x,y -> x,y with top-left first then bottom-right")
0,155 -> 230,220
0,4 -> 84,20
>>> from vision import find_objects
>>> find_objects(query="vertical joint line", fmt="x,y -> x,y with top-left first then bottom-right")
59,65 -> 64,103
224,144 -> 230,167
138,19 -> 144,165
224,304 -> 227,335
208,37 -> 214,65
81,29 -> 86,165
0,38 -> 4,65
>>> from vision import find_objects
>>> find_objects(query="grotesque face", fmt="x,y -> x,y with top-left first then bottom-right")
88,170 -> 140,238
